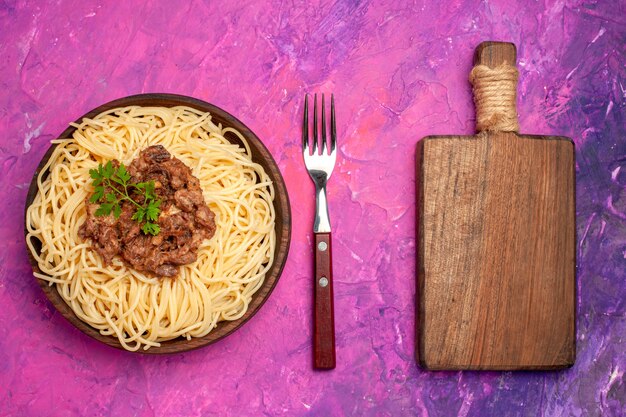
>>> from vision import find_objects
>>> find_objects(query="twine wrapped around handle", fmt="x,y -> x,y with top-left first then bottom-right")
469,61 -> 520,133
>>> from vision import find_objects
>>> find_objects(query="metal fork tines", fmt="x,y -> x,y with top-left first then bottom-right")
302,93 -> 337,369
302,93 -> 337,233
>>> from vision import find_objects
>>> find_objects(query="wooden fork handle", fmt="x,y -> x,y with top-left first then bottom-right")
314,232 -> 336,369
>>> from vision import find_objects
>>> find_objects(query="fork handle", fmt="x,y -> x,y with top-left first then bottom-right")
314,232 -> 336,369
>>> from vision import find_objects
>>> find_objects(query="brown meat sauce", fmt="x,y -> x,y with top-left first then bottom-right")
79,145 -> 216,277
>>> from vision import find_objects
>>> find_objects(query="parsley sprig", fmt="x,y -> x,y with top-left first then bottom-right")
89,161 -> 162,236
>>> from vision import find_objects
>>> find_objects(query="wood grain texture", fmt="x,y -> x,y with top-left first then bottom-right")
416,42 -> 576,370
474,41 -> 516,68
314,232 -> 336,369
24,93 -> 291,354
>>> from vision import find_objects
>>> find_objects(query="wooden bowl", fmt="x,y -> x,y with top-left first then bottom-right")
24,93 -> 291,354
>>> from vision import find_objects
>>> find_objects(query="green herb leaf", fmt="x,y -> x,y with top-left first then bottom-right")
131,207 -> 146,222
117,164 -> 131,184
145,200 -> 161,222
142,222 -> 160,236
105,192 -> 116,203
102,161 -> 114,179
89,186 -> 104,203
95,203 -> 114,217
89,168 -> 100,180
90,166 -> 104,187
113,204 -> 122,219
145,182 -> 156,200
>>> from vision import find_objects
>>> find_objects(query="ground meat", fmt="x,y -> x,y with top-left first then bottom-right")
79,145 -> 216,277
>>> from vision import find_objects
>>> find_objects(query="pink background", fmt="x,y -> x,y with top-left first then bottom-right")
1,1 -> 625,416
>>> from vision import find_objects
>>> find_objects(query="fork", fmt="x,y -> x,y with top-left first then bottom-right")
302,93 -> 337,369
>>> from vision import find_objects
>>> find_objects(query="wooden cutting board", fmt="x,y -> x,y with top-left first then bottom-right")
416,42 -> 576,370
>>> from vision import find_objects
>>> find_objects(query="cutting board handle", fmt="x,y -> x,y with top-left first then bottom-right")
470,41 -> 520,133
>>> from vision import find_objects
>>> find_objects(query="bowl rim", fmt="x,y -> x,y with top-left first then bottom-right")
24,93 -> 292,354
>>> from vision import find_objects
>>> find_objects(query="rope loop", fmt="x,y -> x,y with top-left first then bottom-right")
469,64 -> 519,132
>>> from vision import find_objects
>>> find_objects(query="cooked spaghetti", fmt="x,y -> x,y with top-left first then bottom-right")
26,106 -> 276,351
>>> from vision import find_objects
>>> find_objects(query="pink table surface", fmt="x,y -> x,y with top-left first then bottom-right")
1,1 -> 625,416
